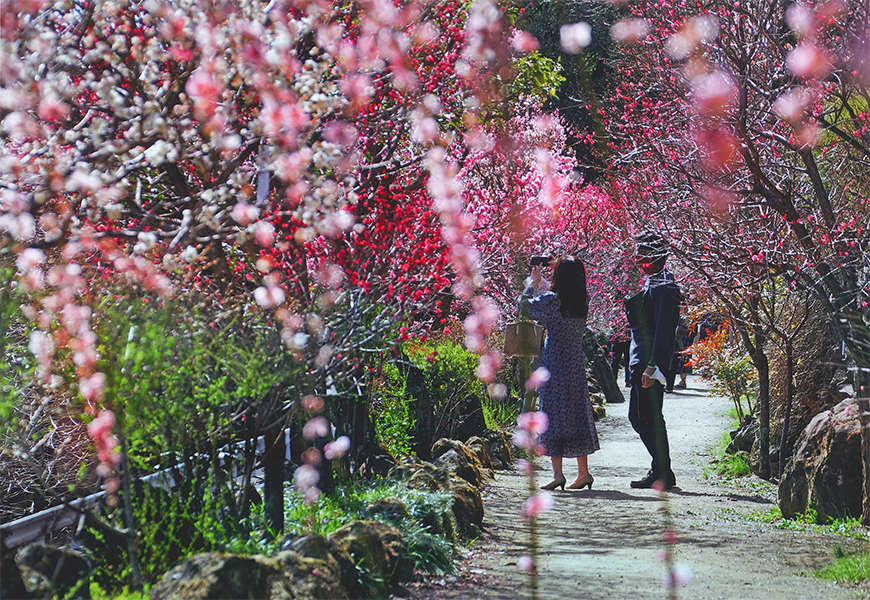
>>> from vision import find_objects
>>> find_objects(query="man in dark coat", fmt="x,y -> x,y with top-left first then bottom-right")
625,231 -> 681,489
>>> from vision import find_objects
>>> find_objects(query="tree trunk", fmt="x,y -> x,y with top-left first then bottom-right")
777,342 -> 794,479
119,434 -> 142,591
316,435 -> 334,495
860,396 -> 870,527
263,426 -> 284,537
755,349 -> 771,480
583,330 -> 625,405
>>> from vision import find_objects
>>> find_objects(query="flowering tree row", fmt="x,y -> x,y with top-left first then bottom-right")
593,0 -> 869,482
1,0 -> 638,541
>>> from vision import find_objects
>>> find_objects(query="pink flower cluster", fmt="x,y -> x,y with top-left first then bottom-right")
513,411 -> 549,453
87,410 -> 121,495
293,398 -> 351,504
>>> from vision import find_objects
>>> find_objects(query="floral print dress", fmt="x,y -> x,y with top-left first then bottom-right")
520,287 -> 600,457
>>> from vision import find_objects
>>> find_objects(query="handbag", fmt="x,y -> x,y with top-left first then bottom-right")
503,320 -> 545,357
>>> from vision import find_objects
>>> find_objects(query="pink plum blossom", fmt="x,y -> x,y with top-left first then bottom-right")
79,372 -> 106,402
324,436 -> 351,459
518,554 -> 535,572
254,284 -> 285,308
16,248 -> 45,272
523,492 -> 554,518
785,4 -> 816,39
511,31 -> 539,53
293,464 -> 320,491
232,202 -> 260,226
525,366 -> 551,391
662,563 -> 693,588
302,416 -> 330,441
787,43 -> 833,80
512,429 -> 533,451
253,220 -> 276,246
517,410 -> 549,434
516,458 -> 534,476
610,19 -> 650,44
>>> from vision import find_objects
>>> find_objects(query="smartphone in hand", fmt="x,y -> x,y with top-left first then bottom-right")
530,256 -> 553,267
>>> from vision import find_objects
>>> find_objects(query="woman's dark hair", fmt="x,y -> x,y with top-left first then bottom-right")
550,256 -> 589,319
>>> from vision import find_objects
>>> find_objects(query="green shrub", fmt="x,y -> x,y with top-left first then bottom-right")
369,361 -> 415,457
481,394 -> 518,430
370,338 -> 493,454
283,480 -> 457,574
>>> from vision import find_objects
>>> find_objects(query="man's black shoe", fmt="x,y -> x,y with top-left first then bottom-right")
630,471 -> 658,488
630,471 -> 676,490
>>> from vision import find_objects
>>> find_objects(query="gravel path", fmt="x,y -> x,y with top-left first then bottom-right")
402,377 -> 869,600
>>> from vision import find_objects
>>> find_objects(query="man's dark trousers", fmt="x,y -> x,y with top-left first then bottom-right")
628,364 -> 673,479
611,340 -> 631,385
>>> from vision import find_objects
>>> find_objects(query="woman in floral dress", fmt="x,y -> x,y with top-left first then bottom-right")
519,256 -> 600,490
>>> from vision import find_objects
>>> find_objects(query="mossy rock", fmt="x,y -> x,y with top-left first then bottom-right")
16,544 -> 90,600
150,553 -> 275,600
481,429 -> 513,469
430,439 -> 484,488
464,436 -> 494,471
443,476 -> 484,536
329,520 -> 411,598
285,534 -> 362,598
149,551 -> 346,600
363,496 -> 413,524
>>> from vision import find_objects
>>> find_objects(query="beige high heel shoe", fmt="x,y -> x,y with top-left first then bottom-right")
540,474 -> 566,491
567,474 -> 594,490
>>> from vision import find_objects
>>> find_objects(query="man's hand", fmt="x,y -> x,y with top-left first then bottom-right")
642,366 -> 656,388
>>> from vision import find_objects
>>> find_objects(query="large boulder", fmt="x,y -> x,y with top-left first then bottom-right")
442,476 -> 484,535
479,429 -> 513,470
15,544 -> 90,599
284,534 -> 362,599
329,520 -> 412,597
149,551 -> 346,600
388,456 -> 483,536
778,398 -> 864,523
363,496 -> 413,524
464,436 -> 494,471
727,416 -> 757,454
431,439 -> 483,488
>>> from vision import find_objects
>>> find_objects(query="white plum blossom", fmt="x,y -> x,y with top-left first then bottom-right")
254,284 -> 286,308
324,436 -> 351,460
560,22 -> 592,54
143,140 -> 178,166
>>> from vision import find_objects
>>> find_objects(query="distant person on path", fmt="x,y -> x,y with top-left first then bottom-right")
610,322 -> 631,388
673,317 -> 695,390
665,315 -> 691,392
519,256 -> 600,491
625,232 -> 681,490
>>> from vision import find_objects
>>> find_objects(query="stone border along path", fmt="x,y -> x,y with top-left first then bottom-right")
400,377 -> 869,600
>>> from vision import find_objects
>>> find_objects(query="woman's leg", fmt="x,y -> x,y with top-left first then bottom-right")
569,455 -> 591,487
551,456 -> 563,478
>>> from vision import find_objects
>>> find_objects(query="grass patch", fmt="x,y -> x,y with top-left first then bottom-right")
814,548 -> 870,584
90,584 -> 149,600
748,508 -> 868,538
712,452 -> 752,477
481,394 -> 518,430
704,431 -> 752,479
